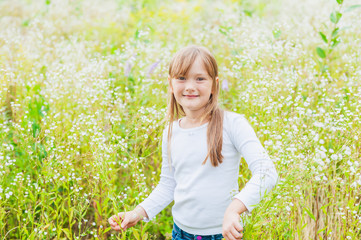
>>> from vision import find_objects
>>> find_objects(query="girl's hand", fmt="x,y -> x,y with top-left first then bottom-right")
222,210 -> 244,240
222,199 -> 247,239
108,210 -> 141,232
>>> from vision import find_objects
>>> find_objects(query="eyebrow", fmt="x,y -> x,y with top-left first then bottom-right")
177,73 -> 209,78
187,73 -> 208,77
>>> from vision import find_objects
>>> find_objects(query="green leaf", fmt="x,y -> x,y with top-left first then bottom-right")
336,0 -> 343,4
132,228 -> 140,240
319,32 -> 327,43
69,208 -> 73,223
142,233 -> 149,240
103,227 -> 112,234
320,202 -> 332,215
316,47 -> 326,58
243,10 -> 253,17
331,38 -> 340,48
218,28 -> 227,36
62,228 -> 71,238
331,27 -> 339,38
330,11 -> 342,24
38,143 -> 47,161
304,207 -> 316,221
45,0 -> 51,5
273,29 -> 282,39
96,200 -> 102,215
32,122 -> 41,138
135,29 -> 140,39
22,20 -> 30,27
317,226 -> 328,234
345,4 -> 361,12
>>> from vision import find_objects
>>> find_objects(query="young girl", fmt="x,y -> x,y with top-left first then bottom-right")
108,45 -> 278,240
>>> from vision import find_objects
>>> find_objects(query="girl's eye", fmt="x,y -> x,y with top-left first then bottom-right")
197,78 -> 205,81
178,77 -> 186,80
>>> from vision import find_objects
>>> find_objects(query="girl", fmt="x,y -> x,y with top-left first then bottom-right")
108,45 -> 279,240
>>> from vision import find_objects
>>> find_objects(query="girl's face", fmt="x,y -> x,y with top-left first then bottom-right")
169,56 -> 218,117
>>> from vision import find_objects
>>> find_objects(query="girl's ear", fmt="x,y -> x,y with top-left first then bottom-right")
212,77 -> 219,94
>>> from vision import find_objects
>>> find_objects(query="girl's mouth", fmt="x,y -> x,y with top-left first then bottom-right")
184,95 -> 199,98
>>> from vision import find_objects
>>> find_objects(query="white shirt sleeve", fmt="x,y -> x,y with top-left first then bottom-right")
229,114 -> 279,212
138,129 -> 176,221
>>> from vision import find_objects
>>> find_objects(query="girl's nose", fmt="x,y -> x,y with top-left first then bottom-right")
185,79 -> 196,91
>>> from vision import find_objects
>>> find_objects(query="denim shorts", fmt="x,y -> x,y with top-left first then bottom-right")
172,222 -> 224,240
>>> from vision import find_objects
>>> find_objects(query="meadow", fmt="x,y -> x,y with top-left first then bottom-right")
0,0 -> 360,239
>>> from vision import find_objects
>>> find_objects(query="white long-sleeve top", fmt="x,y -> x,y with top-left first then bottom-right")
139,111 -> 278,235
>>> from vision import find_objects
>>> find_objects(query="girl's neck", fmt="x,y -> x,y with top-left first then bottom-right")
180,114 -> 210,128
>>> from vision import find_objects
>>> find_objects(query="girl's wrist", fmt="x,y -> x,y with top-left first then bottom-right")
134,206 -> 147,221
131,210 -> 142,222
227,199 -> 247,215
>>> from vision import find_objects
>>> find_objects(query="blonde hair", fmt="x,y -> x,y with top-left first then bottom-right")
166,45 -> 224,169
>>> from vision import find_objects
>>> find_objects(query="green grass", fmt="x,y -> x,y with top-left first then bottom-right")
0,0 -> 360,239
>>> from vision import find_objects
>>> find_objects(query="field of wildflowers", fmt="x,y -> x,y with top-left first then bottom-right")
0,0 -> 360,239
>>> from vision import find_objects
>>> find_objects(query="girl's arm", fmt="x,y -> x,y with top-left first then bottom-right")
225,198 -> 247,215
134,205 -> 149,220
229,113 -> 279,212
222,113 -> 278,239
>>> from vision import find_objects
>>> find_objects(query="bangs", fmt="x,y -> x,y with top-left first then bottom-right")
168,46 -> 217,79
169,50 -> 198,78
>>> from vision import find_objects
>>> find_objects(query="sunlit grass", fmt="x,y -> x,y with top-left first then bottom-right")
0,0 -> 360,239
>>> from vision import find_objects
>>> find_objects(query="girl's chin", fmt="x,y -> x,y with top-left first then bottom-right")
180,105 -> 207,111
